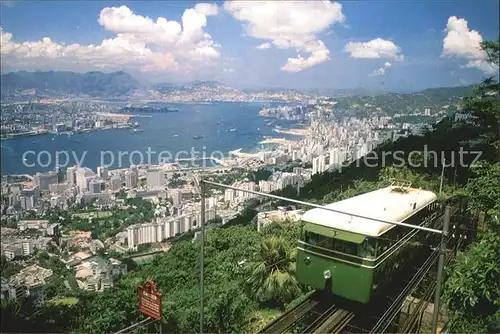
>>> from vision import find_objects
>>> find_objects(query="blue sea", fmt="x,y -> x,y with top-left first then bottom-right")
0,102 -> 302,175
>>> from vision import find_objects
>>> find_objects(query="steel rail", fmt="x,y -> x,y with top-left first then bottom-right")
202,180 -> 445,235
400,251 -> 454,333
401,274 -> 438,333
258,293 -> 320,334
303,303 -> 338,333
371,248 -> 440,333
330,310 -> 356,333
369,249 -> 439,333
312,309 -> 355,334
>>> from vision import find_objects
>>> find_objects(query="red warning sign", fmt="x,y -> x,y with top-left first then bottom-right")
138,280 -> 162,320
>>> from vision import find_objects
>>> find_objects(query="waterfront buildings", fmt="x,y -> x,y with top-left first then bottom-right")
110,176 -> 122,191
88,179 -> 103,194
67,166 -> 77,185
96,166 -> 109,179
33,171 -> 58,190
146,169 -> 164,188
124,166 -> 138,188
75,167 -> 95,192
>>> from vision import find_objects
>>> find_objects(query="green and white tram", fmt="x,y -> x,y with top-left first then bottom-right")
296,185 -> 440,304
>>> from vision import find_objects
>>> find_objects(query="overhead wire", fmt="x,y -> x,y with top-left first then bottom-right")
113,317 -> 156,334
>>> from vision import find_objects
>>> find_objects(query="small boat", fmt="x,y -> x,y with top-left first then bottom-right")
229,128 -> 236,132
172,134 -> 179,137
193,135 -> 204,140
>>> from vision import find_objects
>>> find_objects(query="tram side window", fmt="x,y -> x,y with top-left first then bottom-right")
359,237 -> 377,259
377,225 -> 406,254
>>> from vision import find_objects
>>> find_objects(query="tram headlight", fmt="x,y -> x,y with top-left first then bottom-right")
323,270 -> 331,279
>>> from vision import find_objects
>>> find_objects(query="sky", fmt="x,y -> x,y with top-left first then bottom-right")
0,0 -> 498,92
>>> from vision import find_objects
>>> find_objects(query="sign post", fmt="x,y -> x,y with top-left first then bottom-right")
138,280 -> 162,332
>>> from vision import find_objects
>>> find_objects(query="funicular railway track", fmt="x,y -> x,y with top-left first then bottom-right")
259,292 -> 355,334
259,199 -> 464,334
258,292 -> 321,334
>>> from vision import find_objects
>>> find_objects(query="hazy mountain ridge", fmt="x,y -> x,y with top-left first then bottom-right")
333,84 -> 476,116
1,71 -> 140,97
0,71 -> 476,103
153,80 -> 241,94
309,87 -> 388,97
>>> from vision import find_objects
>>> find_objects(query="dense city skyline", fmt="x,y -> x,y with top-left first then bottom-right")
1,0 -> 498,91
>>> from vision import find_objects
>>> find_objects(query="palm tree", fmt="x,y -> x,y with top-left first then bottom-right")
246,237 -> 301,307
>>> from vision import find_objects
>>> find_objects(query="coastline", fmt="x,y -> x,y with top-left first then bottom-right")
1,124 -> 135,141
258,137 -> 296,145
273,128 -> 309,136
1,103 -> 305,175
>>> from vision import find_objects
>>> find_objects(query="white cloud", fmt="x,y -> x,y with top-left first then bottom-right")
0,4 -> 221,74
194,3 -> 218,16
281,40 -> 330,72
370,61 -> 392,76
344,38 -> 404,61
256,42 -> 271,49
224,0 -> 345,72
442,16 -> 497,74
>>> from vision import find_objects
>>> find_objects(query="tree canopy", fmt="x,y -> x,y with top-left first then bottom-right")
442,39 -> 500,333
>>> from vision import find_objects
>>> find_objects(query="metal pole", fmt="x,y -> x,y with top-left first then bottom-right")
199,179 -> 205,334
202,180 -> 444,235
431,205 -> 450,334
439,159 -> 445,195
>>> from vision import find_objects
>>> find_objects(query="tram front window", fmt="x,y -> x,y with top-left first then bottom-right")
305,232 -> 357,256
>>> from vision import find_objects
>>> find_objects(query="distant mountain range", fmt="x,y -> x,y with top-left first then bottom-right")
309,87 -> 388,97
152,80 -> 241,94
0,70 -> 477,102
1,71 -> 140,97
333,84 -> 476,116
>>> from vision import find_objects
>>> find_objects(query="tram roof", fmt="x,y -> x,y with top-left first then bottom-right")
301,186 -> 437,237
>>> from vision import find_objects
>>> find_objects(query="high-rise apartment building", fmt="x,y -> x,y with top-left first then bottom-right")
146,169 -> 163,188
34,171 -> 58,190
97,166 -> 109,179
